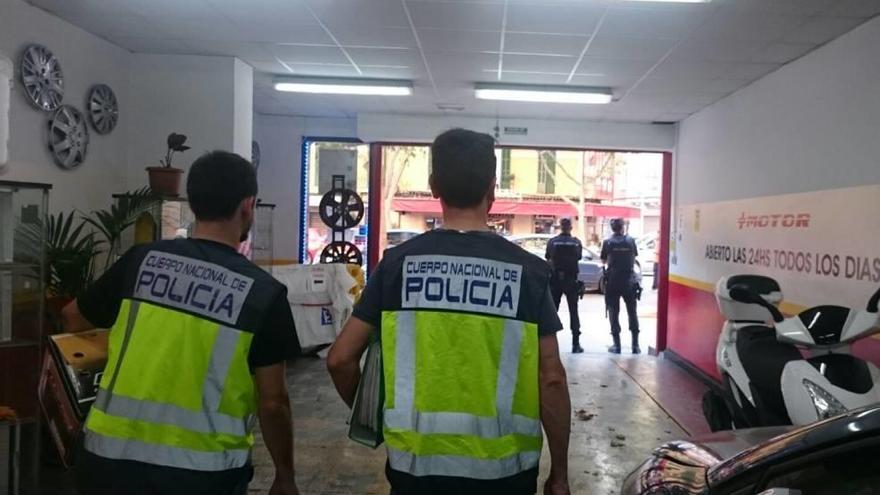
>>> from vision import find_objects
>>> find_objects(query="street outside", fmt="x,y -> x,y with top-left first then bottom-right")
556,274 -> 658,354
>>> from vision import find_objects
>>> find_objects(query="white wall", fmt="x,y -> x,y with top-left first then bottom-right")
126,54 -> 253,189
359,113 -> 676,151
253,114 -> 356,261
675,16 -> 880,205
668,16 -> 880,366
232,59 -> 253,158
0,0 -> 130,213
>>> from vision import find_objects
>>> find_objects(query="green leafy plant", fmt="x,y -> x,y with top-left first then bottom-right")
45,212 -> 101,299
159,132 -> 190,168
15,211 -> 101,299
83,187 -> 158,270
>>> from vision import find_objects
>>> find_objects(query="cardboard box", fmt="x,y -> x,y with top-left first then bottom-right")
38,330 -> 108,467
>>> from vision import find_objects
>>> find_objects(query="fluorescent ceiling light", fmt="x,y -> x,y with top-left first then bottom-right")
620,0 -> 710,3
274,77 -> 412,96
474,84 -> 612,104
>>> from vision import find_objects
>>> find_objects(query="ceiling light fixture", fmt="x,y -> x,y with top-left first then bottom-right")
474,83 -> 613,104
274,77 -> 413,96
620,0 -> 710,3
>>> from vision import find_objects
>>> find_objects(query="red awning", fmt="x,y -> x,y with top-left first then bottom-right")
391,197 -> 640,218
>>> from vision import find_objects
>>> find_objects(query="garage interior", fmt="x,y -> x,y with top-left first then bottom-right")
2,0 -> 880,493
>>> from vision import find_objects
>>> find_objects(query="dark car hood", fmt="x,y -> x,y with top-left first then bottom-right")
622,428 -> 792,495
689,427 -> 793,462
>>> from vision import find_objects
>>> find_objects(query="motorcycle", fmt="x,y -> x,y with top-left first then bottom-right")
703,275 -> 880,430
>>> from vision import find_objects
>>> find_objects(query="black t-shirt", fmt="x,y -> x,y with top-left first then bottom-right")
600,233 -> 638,282
78,238 -> 299,370
545,233 -> 583,279
352,229 -> 561,494
354,230 -> 561,336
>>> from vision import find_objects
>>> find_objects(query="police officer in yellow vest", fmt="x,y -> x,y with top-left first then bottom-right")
328,129 -> 572,495
63,151 -> 301,495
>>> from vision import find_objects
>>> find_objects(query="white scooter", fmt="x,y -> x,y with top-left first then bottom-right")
703,275 -> 880,430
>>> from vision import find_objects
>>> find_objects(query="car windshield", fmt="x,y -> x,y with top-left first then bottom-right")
387,231 -> 418,245
518,237 -> 548,252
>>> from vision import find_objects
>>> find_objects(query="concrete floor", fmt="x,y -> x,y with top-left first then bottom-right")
556,285 -> 659,353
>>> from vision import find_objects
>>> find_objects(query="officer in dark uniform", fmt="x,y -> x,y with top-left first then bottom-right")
600,218 -> 640,354
546,218 -> 584,354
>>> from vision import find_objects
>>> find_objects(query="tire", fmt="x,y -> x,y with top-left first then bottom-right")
702,390 -> 734,432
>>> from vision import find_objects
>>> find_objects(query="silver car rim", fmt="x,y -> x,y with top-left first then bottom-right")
20,44 -> 64,112
87,84 -> 119,135
48,105 -> 89,169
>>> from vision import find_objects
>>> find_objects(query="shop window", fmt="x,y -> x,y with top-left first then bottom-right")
500,148 -> 512,190
538,150 -> 556,195
302,140 -> 370,264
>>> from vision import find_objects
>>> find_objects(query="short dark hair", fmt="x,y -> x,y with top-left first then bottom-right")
430,128 -> 496,208
610,218 -> 625,233
187,151 -> 257,221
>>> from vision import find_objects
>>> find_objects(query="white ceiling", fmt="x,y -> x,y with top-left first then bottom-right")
27,0 -> 880,122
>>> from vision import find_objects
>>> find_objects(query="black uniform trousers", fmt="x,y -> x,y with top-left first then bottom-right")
605,277 -> 639,336
550,274 -> 580,337
76,448 -> 252,495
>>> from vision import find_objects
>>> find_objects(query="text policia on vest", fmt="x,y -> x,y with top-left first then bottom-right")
134,251 -> 255,325
402,255 -> 523,318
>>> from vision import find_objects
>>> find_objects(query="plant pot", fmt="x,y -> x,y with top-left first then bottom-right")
146,167 -> 184,197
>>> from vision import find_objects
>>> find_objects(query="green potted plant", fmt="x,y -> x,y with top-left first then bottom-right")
84,187 -> 157,270
146,132 -> 190,197
15,188 -> 158,330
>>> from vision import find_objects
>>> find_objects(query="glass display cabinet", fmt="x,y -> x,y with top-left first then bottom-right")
0,180 -> 49,422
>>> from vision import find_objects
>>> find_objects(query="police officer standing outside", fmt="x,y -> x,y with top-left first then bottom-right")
328,129 -> 572,495
600,218 -> 640,354
546,218 -> 584,354
63,152 -> 301,495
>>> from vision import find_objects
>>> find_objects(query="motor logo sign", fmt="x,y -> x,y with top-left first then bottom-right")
737,212 -> 810,229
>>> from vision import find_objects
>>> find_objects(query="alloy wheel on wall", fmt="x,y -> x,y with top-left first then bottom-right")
86,84 -> 118,135
47,104 -> 89,169
19,44 -> 64,112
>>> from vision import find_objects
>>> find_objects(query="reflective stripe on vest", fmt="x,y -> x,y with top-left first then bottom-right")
85,300 -> 255,471
383,310 -> 542,479
387,447 -> 541,479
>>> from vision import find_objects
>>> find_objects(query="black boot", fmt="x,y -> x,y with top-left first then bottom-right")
631,332 -> 641,354
608,334 -> 621,354
572,333 -> 584,354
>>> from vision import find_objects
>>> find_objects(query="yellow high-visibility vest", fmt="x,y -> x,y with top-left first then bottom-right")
85,299 -> 256,471
80,244 -> 285,472
381,310 -> 542,479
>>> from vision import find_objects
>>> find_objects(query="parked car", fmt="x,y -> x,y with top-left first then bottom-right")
386,229 -> 421,248
622,405 -> 880,494
506,234 -> 642,294
636,233 -> 658,274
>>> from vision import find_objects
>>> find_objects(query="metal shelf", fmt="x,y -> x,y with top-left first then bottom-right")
0,262 -> 40,270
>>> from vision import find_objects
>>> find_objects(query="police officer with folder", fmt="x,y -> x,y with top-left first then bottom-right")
328,129 -> 572,495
